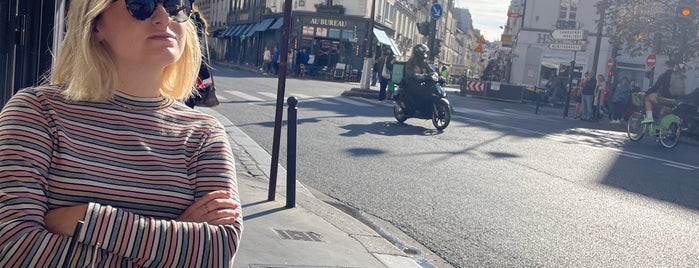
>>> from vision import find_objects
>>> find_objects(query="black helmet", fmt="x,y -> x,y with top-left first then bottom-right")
412,44 -> 429,59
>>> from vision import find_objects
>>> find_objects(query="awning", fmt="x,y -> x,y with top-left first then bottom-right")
373,28 -> 402,56
231,24 -> 246,36
252,18 -> 275,32
268,18 -> 284,30
243,24 -> 258,37
235,24 -> 254,37
222,26 -> 236,37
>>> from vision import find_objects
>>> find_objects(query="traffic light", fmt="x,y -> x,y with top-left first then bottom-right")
611,45 -> 621,58
416,22 -> 430,36
432,39 -> 442,58
678,0 -> 693,17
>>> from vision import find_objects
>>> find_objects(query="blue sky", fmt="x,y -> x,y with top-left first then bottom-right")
455,0 -> 510,41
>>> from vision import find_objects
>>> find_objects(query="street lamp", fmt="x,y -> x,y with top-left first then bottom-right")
359,0 -> 377,90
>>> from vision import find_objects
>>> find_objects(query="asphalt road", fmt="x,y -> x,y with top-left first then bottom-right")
211,66 -> 699,268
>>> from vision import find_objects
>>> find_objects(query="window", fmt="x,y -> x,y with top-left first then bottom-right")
329,29 -> 341,39
303,26 -> 315,36
342,30 -> 354,40
559,0 -> 578,20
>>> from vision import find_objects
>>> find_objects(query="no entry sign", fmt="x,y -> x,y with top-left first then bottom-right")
646,54 -> 657,68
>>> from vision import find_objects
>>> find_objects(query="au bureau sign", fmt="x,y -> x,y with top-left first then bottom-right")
309,18 -> 348,28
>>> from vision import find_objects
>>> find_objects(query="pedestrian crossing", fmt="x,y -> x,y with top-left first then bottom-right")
220,90 -> 376,107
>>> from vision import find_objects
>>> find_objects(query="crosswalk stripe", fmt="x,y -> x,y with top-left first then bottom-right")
331,97 -> 372,107
226,90 -> 265,102
257,92 -> 278,99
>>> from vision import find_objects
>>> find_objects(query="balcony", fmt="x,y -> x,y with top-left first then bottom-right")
314,4 -> 345,14
556,20 -> 577,29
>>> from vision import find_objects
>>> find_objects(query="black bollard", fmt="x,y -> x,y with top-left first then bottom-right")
286,96 -> 298,208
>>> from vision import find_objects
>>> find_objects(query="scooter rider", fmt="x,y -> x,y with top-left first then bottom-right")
403,44 -> 442,112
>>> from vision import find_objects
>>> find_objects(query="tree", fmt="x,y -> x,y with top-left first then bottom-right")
604,0 -> 698,63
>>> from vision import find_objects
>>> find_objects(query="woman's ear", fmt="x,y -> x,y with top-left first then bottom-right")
93,21 -> 105,42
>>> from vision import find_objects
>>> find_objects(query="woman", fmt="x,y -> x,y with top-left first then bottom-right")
377,46 -> 394,102
594,74 -> 607,121
0,0 -> 243,267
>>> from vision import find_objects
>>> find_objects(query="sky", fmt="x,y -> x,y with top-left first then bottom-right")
455,0 -> 511,42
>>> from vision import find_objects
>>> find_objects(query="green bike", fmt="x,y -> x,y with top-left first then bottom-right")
627,92 -> 682,148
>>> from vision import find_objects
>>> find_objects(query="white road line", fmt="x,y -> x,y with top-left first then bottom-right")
662,163 -> 696,171
332,97 -> 373,107
257,92 -> 278,99
225,90 -> 265,102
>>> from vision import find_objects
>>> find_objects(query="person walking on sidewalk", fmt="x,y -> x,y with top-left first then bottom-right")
610,76 -> 631,123
377,46 -> 394,102
594,74 -> 608,121
641,61 -> 674,123
580,71 -> 597,121
0,0 -> 243,266
262,46 -> 272,74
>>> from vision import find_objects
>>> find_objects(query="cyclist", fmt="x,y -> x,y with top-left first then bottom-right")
641,61 -> 674,123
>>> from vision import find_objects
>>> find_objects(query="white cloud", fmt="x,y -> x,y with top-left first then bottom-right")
455,0 -> 510,42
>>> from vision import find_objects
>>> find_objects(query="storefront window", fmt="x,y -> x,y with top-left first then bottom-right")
342,30 -> 354,40
329,29 -> 341,39
303,26 -> 315,36
316,27 -> 328,37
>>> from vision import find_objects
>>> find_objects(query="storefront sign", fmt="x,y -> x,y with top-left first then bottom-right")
310,18 -> 347,28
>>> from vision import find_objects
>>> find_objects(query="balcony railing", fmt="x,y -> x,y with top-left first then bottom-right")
556,20 -> 577,29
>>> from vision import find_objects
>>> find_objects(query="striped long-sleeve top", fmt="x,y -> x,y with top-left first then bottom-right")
0,86 -> 243,267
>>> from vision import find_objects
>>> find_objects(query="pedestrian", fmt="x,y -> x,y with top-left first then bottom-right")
262,46 -> 271,74
0,0 -> 243,266
273,46 -> 280,75
371,57 -> 379,86
594,74 -> 607,121
581,71 -> 596,121
610,76 -> 631,123
377,46 -> 394,102
185,3 -> 211,108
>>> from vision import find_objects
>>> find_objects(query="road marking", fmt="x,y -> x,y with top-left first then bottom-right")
453,114 -> 698,171
332,96 -> 373,107
257,92 -> 278,99
662,163 -> 696,171
226,90 -> 265,102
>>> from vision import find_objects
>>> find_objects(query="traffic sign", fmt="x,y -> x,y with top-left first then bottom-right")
607,58 -> 614,69
646,54 -> 657,68
550,29 -> 587,40
507,12 -> 521,18
431,3 -> 443,20
548,43 -> 585,51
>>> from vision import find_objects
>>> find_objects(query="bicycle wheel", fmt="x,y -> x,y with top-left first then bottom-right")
659,122 -> 681,148
627,112 -> 646,141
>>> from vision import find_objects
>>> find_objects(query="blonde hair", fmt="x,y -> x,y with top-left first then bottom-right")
49,0 -> 202,101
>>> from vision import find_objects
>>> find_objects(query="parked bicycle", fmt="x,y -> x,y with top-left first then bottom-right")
626,92 -> 682,148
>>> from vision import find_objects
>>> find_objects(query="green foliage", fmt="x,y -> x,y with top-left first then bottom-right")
313,3 -> 346,14
604,0 -> 698,62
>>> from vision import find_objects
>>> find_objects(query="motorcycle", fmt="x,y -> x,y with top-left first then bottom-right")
392,72 -> 452,130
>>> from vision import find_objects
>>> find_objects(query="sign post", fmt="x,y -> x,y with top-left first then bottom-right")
548,29 -> 588,118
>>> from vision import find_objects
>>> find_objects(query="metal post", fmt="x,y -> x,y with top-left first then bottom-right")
563,51 -> 576,118
359,0 -> 377,90
428,0 -> 437,62
268,0 -> 293,201
286,96 -> 298,208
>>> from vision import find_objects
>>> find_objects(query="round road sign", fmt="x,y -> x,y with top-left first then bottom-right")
646,54 -> 657,68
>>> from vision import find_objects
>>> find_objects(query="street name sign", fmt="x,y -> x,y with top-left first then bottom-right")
550,29 -> 587,40
549,43 -> 585,51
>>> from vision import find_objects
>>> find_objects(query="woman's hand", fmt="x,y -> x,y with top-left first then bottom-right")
178,190 -> 241,225
45,204 -> 88,236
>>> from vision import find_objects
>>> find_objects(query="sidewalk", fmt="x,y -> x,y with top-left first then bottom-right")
198,107 -> 438,268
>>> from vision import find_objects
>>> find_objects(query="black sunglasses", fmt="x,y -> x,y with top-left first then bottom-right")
124,0 -> 193,23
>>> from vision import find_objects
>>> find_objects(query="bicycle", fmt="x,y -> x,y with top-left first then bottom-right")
626,92 -> 682,148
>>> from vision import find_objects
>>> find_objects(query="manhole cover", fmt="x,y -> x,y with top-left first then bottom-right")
274,229 -> 323,242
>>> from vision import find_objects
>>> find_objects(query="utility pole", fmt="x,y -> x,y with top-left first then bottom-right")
428,0 -> 437,62
591,0 -> 610,78
359,0 -> 377,90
